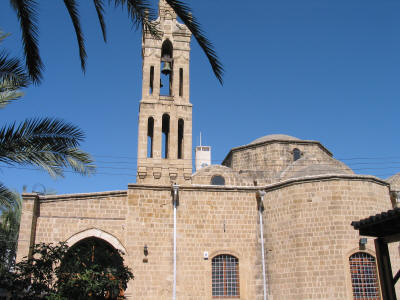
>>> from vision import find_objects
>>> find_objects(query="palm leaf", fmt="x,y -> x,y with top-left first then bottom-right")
0,51 -> 30,88
9,0 -> 43,84
0,89 -> 24,108
0,183 -> 16,208
165,0 -> 224,84
0,50 -> 29,107
112,0 -> 161,38
63,0 -> 87,72
93,0 -> 107,42
0,118 -> 95,177
0,31 -> 11,43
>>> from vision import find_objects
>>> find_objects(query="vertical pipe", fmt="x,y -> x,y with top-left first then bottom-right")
257,191 -> 268,300
173,203 -> 177,300
172,184 -> 179,300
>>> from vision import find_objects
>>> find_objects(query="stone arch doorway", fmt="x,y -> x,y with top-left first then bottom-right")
60,237 -> 130,300
66,228 -> 127,254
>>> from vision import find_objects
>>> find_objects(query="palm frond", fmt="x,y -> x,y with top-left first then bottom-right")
0,31 -> 11,43
0,183 -> 17,208
63,0 -> 87,72
113,0 -> 161,38
0,51 -> 30,88
165,0 -> 224,84
0,50 -> 29,107
0,89 -> 24,109
93,0 -> 107,42
0,118 -> 95,177
9,0 -> 43,84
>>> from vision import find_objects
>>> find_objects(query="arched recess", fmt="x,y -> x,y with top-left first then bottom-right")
66,228 -> 127,255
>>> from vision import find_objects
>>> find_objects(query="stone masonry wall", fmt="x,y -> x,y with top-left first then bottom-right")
262,177 -> 399,300
225,142 -> 339,185
16,176 -> 399,299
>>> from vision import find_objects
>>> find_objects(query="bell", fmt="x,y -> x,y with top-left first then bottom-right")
161,62 -> 172,75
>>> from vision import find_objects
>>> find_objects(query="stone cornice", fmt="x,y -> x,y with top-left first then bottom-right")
129,174 -> 389,193
34,190 -> 127,202
25,175 -> 388,202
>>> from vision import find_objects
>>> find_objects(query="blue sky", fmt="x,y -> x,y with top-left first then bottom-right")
1,0 -> 400,194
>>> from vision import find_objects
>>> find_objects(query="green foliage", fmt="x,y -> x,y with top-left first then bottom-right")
1,242 -> 133,300
0,191 -> 22,273
0,118 -> 95,177
0,31 -> 95,284
0,29 -> 30,108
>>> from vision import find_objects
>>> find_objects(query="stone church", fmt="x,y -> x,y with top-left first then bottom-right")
17,1 -> 400,299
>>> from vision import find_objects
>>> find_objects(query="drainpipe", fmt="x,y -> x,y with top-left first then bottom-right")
257,190 -> 268,300
172,183 -> 179,300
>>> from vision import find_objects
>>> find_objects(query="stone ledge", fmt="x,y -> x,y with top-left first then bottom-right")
129,174 -> 388,193
30,190 -> 127,202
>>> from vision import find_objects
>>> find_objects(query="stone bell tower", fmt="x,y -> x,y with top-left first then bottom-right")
136,0 -> 192,184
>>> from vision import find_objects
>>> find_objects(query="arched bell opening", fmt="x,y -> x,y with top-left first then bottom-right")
160,39 -> 173,96
162,114 -> 170,159
147,117 -> 154,158
60,237 -> 128,300
178,119 -> 184,159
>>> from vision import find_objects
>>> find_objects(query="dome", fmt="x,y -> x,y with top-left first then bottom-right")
387,173 -> 400,191
279,153 -> 354,181
249,134 -> 300,145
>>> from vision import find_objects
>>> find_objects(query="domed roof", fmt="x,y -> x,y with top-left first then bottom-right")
279,154 -> 353,181
387,173 -> 400,191
249,134 -> 300,145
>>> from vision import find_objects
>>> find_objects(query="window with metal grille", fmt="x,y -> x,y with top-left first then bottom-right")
212,254 -> 239,298
349,252 -> 380,299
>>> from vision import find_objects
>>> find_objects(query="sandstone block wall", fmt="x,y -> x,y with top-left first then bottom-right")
16,176 -> 399,299
262,177 -> 399,299
223,141 -> 346,185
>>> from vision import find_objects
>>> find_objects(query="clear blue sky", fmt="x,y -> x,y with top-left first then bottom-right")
1,0 -> 400,194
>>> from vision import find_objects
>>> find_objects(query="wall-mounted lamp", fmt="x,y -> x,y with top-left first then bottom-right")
256,190 -> 266,212
171,183 -> 179,207
359,238 -> 367,250
143,245 -> 149,263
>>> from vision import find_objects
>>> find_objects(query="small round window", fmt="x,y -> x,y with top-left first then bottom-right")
211,175 -> 225,186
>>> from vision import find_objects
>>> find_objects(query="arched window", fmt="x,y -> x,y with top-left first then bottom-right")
212,254 -> 239,298
162,114 -> 170,159
293,148 -> 301,161
349,252 -> 380,299
211,175 -> 225,186
178,119 -> 184,159
147,117 -> 154,158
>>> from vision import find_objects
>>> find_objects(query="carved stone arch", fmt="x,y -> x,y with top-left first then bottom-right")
65,228 -> 127,255
209,249 -> 241,261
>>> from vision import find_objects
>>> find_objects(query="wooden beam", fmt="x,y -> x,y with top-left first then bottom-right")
394,269 -> 400,285
384,233 -> 400,243
375,238 -> 397,300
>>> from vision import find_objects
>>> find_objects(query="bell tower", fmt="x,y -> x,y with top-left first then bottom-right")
137,0 -> 192,184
